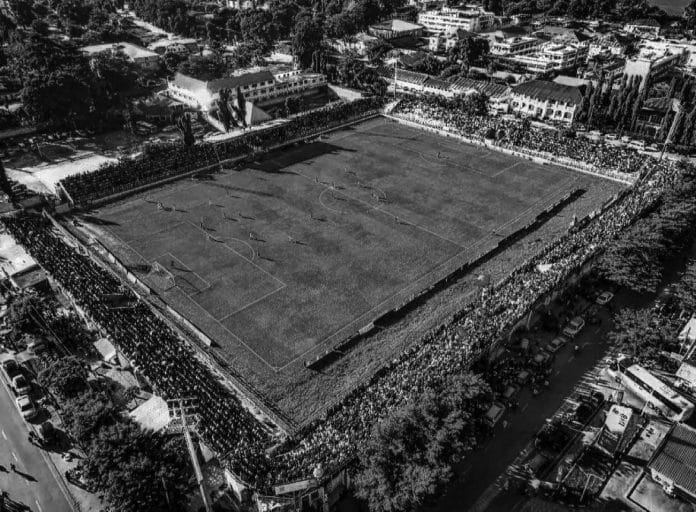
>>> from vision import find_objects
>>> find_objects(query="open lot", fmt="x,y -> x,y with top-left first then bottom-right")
81,117 -> 623,425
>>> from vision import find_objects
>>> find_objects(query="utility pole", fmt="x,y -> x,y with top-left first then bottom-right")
168,398 -> 212,512
393,60 -> 397,100
661,99 -> 683,161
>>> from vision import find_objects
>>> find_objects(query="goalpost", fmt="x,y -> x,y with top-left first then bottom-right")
147,261 -> 176,291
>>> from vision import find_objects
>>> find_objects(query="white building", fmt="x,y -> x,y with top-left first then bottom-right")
502,42 -> 588,74
81,42 -> 161,70
624,19 -> 661,38
624,48 -> 686,90
637,39 -> 696,71
490,36 -> 541,57
329,33 -> 379,57
147,37 -> 199,55
167,68 -> 326,111
418,5 -> 495,35
510,79 -> 584,124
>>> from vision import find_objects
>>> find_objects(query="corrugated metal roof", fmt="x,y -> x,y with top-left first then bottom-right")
172,70 -> 275,95
649,423 -> 696,497
450,77 -> 509,98
512,79 -> 584,105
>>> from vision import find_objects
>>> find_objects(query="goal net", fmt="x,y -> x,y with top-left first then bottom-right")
147,261 -> 176,291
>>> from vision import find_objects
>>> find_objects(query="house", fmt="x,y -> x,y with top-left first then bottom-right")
329,33 -> 379,57
510,79 -> 585,124
81,42 -> 161,70
624,19 -> 661,38
369,19 -> 424,40
147,37 -> 199,55
132,96 -> 184,123
634,97 -> 674,138
418,5 -> 495,35
648,423 -> 696,502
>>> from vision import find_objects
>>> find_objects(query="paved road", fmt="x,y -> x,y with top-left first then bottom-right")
422,304 -> 624,512
0,374 -> 73,512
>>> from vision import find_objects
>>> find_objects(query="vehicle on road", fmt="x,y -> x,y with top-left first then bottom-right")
16,396 -> 38,420
562,316 -> 585,338
11,374 -> 30,396
545,336 -> 567,354
596,291 -> 614,306
485,402 -> 506,427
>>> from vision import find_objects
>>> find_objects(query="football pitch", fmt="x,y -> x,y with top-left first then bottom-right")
85,117 -> 621,422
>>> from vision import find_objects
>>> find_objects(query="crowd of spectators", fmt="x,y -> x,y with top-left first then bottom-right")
61,98 -> 383,204
0,214 -> 271,486
392,97 -> 647,177
2,96 -> 688,493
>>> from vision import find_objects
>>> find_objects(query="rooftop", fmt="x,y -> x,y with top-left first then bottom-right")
370,19 -> 423,32
512,79 -> 584,105
171,69 -> 276,95
649,422 -> 696,497
81,42 -> 158,60
449,77 -> 509,97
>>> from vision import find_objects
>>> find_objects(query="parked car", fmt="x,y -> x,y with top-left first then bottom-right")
15,396 -> 38,420
11,374 -> 30,396
562,316 -> 585,338
545,337 -> 566,354
596,291 -> 614,306
2,357 -> 20,380
523,453 -> 550,476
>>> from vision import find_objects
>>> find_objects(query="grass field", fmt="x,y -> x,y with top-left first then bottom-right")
82,117 -> 623,425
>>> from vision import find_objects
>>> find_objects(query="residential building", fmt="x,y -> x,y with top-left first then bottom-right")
648,423 -> 696,502
147,37 -> 199,55
588,34 -> 632,58
634,97 -> 673,138
490,36 -> 541,56
510,79 -> 584,124
329,33 -> 379,57
499,42 -> 588,74
624,19 -> 661,38
418,5 -> 495,35
368,19 -> 424,40
638,39 -> 696,71
167,68 -> 326,111
81,42 -> 161,70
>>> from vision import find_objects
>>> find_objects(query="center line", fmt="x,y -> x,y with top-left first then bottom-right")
12,451 -> 18,461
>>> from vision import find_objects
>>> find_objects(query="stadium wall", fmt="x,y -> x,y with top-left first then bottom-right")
385,114 -> 637,185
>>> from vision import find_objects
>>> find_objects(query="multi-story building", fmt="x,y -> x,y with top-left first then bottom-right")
368,19 -> 424,40
81,42 -> 161,70
417,5 -> 495,35
490,36 -> 541,57
623,48 -> 686,90
510,79 -> 584,124
624,18 -> 661,38
500,42 -> 588,74
329,33 -> 379,57
167,68 -> 326,111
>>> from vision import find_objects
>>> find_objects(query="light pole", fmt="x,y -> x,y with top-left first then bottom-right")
167,397 -> 212,512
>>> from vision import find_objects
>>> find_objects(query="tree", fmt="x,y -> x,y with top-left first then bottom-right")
21,68 -> 93,125
81,421 -> 193,512
62,389 -> 117,443
177,54 -> 226,81
38,356 -> 89,399
217,88 -> 233,131
176,113 -> 195,146
448,35 -> 489,70
354,379 -> 484,512
292,13 -> 324,69
685,0 -> 696,31
234,86 -> 247,127
9,0 -> 35,26
239,9 -> 275,52
608,308 -> 681,367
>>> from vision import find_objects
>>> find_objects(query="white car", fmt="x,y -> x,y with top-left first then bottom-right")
596,291 -> 614,306
16,396 -> 38,420
563,317 -> 585,338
